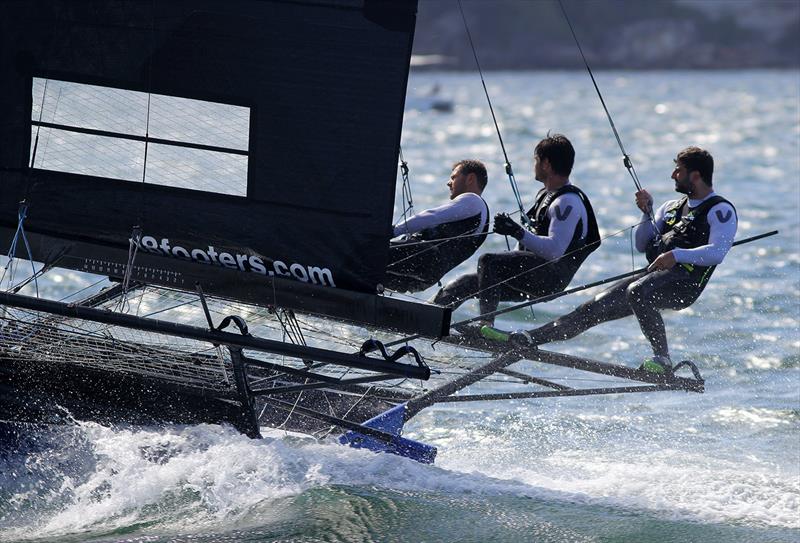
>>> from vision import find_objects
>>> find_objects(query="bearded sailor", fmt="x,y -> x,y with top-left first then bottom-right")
383,159 -> 489,293
483,146 -> 738,375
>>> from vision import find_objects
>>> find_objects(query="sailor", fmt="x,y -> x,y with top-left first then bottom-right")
432,134 -> 599,326
483,147 -> 738,375
383,159 -> 489,293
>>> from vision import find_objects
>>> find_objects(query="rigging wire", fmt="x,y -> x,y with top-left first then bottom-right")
457,0 -> 529,227
451,220 -> 645,301
483,230 -> 778,329
457,0 -> 538,320
37,87 -> 63,169
3,79 -> 54,297
0,204 -> 38,298
397,146 -> 416,228
555,0 -> 658,237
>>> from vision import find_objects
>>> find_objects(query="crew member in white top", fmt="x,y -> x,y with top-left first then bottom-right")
384,159 -> 489,293
433,134 -> 599,325
483,147 -> 737,375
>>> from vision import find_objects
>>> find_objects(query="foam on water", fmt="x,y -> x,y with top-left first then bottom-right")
0,423 -> 560,540
4,408 -> 796,542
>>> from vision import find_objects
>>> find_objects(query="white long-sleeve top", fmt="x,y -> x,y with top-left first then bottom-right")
392,192 -> 488,238
634,191 -> 737,266
517,190 -> 589,260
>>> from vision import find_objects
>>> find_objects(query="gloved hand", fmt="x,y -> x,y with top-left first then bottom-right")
493,213 -> 524,240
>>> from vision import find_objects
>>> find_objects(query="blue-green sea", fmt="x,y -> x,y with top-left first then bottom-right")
1,70 -> 798,542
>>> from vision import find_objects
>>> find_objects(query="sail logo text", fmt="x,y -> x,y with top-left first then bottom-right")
131,235 -> 336,287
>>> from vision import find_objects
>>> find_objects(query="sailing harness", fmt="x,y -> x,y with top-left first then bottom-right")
386,196 -> 490,291
525,184 -> 601,270
646,195 -> 737,285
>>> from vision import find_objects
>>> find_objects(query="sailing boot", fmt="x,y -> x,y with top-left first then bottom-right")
638,354 -> 673,376
480,326 -> 533,348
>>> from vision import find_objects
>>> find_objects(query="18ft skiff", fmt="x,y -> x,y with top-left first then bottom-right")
0,0 -> 712,463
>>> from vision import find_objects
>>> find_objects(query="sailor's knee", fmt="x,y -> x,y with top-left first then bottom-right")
625,280 -> 638,299
477,252 -> 497,269
628,278 -> 664,311
476,254 -> 495,279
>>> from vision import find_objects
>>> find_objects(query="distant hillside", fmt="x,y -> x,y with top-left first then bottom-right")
412,0 -> 800,69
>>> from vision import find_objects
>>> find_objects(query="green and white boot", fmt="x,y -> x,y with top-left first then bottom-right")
480,326 -> 532,347
639,355 -> 672,375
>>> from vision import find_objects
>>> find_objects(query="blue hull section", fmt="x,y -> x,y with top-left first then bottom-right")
339,404 -> 437,464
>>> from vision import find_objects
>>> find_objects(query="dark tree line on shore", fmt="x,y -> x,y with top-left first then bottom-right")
413,0 -> 799,70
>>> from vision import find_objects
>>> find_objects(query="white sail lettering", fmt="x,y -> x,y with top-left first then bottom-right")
191,249 -> 211,263
218,252 -> 238,269
308,266 -> 335,287
141,236 -> 159,252
131,233 -> 337,287
249,256 -> 267,274
274,261 -> 290,277
207,246 -> 219,264
290,263 -> 308,282
172,246 -> 190,259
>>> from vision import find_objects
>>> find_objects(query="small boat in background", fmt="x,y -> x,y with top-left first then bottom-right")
406,84 -> 454,113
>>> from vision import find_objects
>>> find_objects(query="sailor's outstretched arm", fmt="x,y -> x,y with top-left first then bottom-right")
393,193 -> 485,237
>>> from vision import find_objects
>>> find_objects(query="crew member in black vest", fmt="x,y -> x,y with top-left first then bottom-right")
483,147 -> 737,375
432,134 -> 600,325
383,159 -> 489,293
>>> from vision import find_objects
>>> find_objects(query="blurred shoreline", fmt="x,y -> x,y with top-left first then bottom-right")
413,0 -> 800,71
411,63 -> 800,73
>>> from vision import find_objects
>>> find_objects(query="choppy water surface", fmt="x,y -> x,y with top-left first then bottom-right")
1,70 -> 798,542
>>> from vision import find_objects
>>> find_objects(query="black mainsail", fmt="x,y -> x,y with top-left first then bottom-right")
0,0 -> 448,335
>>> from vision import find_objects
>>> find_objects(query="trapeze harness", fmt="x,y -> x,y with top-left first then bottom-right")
475,184 -> 601,306
384,197 -> 489,293
524,184 -> 600,280
646,194 -> 737,287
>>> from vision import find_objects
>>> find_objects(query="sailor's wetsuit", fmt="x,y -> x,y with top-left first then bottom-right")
433,183 -> 599,321
523,192 -> 737,358
384,192 -> 489,292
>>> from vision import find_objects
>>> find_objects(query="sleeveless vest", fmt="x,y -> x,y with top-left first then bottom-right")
525,184 -> 600,274
646,195 -> 736,285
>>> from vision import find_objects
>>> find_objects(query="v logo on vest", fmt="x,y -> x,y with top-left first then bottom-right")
554,205 -> 572,221
715,209 -> 733,223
